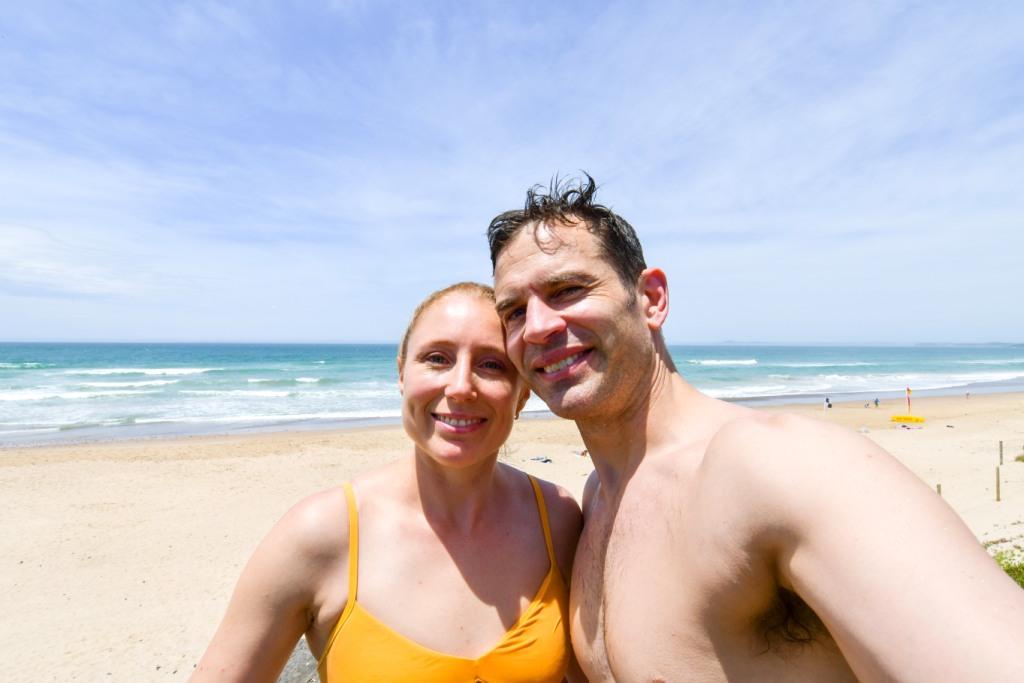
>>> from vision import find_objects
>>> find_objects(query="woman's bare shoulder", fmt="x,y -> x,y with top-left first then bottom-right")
267,486 -> 351,568
511,467 -> 583,580
284,458 -> 409,556
533,476 -> 582,525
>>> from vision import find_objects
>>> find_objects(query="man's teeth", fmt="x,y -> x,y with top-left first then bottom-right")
543,353 -> 580,374
435,415 -> 483,427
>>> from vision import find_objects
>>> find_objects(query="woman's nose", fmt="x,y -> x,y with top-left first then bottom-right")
444,358 -> 477,401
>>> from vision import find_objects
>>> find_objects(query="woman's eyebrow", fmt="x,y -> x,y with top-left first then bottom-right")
412,339 -> 455,351
415,340 -> 506,355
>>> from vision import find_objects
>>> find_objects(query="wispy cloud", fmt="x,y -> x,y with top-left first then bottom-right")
0,225 -> 137,298
1,2 -> 1021,342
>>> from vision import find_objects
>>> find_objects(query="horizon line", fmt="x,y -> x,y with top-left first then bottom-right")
1,340 -> 1021,347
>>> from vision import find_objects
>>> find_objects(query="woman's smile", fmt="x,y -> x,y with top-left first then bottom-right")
432,412 -> 487,432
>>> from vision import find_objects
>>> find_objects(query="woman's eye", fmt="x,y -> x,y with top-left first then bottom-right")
424,353 -> 448,365
480,359 -> 507,371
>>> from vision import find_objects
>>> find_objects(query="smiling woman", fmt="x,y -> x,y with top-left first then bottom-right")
192,283 -> 584,683
399,283 -> 524,470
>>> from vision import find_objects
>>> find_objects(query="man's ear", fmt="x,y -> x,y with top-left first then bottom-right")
637,267 -> 669,331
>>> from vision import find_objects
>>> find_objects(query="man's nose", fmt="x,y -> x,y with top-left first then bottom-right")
444,357 -> 477,401
523,298 -> 566,345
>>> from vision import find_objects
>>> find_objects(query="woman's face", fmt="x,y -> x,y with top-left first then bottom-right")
399,292 -> 526,469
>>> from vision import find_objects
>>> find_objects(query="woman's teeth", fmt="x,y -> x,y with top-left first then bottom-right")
435,415 -> 483,427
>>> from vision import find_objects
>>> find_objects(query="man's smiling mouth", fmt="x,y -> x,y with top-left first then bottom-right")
536,349 -> 591,375
542,353 -> 581,374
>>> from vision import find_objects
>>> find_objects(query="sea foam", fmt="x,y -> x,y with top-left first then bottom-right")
66,367 -> 219,376
80,380 -> 180,388
0,389 -> 160,401
180,389 -> 292,398
687,359 -> 758,366
955,358 -> 1024,365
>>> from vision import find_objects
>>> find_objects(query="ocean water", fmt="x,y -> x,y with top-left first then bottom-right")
2,342 -> 1023,446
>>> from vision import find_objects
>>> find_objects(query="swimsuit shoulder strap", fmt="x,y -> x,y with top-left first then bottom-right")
527,475 -> 557,569
341,482 -> 359,609
316,482 -> 361,668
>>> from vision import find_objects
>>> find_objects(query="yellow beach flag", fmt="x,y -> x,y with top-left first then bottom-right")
892,387 -> 924,423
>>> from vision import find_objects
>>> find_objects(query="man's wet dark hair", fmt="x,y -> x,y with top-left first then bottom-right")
486,173 -> 647,295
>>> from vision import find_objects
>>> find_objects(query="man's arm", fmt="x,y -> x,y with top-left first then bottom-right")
191,489 -> 346,682
713,414 -> 1024,682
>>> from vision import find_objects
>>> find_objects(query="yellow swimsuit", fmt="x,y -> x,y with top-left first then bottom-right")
317,477 -> 571,682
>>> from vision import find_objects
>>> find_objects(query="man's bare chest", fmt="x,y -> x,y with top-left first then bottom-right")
571,481 -> 855,682
571,490 -> 709,680
570,503 -> 615,681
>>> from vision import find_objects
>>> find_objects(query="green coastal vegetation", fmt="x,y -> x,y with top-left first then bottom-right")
995,550 -> 1024,588
994,453 -> 1024,588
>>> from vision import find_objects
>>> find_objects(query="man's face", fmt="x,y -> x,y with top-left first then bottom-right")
493,220 -> 653,421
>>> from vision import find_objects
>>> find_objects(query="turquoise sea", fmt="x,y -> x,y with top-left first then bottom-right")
2,342 -> 1023,446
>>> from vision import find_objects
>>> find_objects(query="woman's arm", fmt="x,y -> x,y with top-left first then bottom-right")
191,489 -> 348,682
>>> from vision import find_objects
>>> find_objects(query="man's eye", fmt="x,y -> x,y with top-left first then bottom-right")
555,285 -> 582,298
505,307 -> 525,323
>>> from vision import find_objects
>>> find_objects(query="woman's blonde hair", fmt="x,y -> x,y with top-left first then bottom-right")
398,282 -> 495,366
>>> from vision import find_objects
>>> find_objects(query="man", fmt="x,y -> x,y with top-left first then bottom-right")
488,175 -> 1024,682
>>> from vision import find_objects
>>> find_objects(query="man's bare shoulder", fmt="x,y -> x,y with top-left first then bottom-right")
704,409 -> 888,475
695,410 -> 911,526
693,411 -> 1024,681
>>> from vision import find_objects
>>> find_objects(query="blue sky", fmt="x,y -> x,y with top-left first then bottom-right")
1,1 -> 1022,344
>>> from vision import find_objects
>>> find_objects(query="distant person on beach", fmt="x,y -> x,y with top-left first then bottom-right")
875,397 -> 880,407
488,174 -> 1024,682
193,283 -> 583,682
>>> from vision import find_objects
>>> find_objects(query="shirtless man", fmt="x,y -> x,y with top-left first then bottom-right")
488,175 -> 1024,682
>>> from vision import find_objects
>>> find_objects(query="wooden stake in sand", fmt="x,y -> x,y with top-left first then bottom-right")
996,466 -> 1001,502
936,483 -> 942,496
1000,440 -> 1004,465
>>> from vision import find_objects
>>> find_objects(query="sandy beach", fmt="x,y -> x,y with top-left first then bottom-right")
2,392 -> 1022,681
